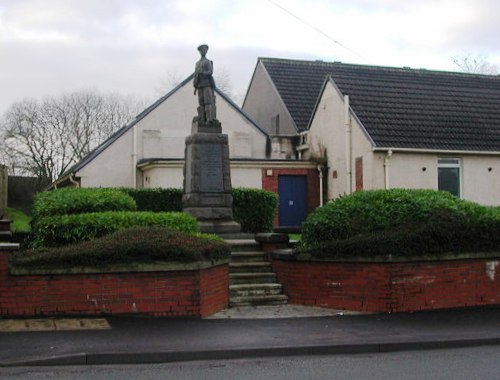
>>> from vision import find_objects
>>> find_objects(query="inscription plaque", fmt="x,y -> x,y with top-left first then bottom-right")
199,144 -> 224,192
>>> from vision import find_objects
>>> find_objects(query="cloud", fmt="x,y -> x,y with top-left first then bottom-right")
0,0 -> 499,117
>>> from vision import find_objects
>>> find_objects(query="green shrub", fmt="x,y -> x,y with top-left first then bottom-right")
11,226 -> 230,268
122,188 -> 183,212
5,208 -> 32,232
120,187 -> 279,233
301,209 -> 500,259
232,188 -> 278,233
33,188 -> 136,220
301,189 -> 496,247
33,211 -> 197,247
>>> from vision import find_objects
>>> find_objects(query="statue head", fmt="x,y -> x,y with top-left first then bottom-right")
197,44 -> 209,56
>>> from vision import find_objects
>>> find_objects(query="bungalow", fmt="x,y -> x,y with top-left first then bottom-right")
53,74 -> 319,227
243,58 -> 500,206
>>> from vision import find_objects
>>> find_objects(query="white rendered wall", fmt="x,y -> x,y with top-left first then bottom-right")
76,78 -> 268,188
243,62 -> 297,135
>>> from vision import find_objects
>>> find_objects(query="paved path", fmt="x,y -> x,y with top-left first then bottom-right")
208,304 -> 365,319
1,306 -> 500,367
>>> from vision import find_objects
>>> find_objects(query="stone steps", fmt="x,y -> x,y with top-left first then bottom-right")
226,238 -> 288,307
230,251 -> 268,262
230,294 -> 289,307
0,219 -> 12,242
229,262 -> 273,273
229,272 -> 278,285
225,240 -> 260,252
230,283 -> 283,298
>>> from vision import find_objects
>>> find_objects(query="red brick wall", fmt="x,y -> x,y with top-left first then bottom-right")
0,249 -> 228,318
200,265 -> 229,317
272,258 -> 500,313
261,168 -> 320,226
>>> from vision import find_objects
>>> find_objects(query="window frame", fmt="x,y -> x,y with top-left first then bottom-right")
437,157 -> 462,198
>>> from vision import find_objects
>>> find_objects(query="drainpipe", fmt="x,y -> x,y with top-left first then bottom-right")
384,150 -> 393,189
69,173 -> 80,188
132,125 -> 138,188
317,164 -> 324,206
344,95 -> 352,194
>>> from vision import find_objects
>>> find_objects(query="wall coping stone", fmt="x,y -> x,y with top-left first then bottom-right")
271,249 -> 500,263
0,243 -> 19,251
255,232 -> 289,244
8,259 -> 229,276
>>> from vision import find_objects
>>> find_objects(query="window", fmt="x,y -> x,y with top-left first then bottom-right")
438,158 -> 461,197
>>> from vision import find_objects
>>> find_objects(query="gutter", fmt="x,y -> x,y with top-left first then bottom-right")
132,124 -> 138,188
373,147 -> 500,156
384,150 -> 393,190
344,95 -> 352,194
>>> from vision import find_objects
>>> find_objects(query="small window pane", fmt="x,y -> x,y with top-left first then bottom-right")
438,158 -> 460,166
438,167 -> 460,197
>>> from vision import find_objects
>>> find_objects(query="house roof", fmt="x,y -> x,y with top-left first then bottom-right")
260,57 -> 500,152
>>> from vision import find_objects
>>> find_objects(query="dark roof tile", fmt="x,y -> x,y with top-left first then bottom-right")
260,58 -> 500,152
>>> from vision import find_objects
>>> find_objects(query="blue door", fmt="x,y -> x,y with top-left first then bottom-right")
278,175 -> 308,227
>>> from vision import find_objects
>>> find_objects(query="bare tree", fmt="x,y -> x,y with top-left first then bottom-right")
0,90 -> 145,182
451,53 -> 499,75
214,66 -> 234,99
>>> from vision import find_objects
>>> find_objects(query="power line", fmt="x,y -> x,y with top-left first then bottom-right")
267,0 -> 370,63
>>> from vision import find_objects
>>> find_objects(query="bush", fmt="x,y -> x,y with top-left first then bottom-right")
121,187 -> 279,233
5,208 -> 32,232
299,189 -> 500,259
232,188 -> 278,233
301,189 -> 496,247
33,211 -> 197,247
302,208 -> 500,259
33,188 -> 136,220
11,226 -> 230,268
122,188 -> 183,212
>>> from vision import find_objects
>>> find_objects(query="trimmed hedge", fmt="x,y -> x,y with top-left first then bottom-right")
232,187 -> 278,233
301,208 -> 500,259
11,226 -> 231,268
300,189 -> 500,259
33,211 -> 197,247
33,188 -> 136,220
301,188 -> 497,247
31,187 -> 279,246
122,188 -> 183,212
120,187 -> 279,233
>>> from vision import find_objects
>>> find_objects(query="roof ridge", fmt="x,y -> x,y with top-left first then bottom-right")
259,57 -> 500,79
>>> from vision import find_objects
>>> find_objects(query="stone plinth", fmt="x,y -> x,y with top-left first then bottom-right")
183,119 -> 240,233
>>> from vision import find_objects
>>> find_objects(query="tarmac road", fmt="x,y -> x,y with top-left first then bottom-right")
2,306 -> 500,368
2,345 -> 500,380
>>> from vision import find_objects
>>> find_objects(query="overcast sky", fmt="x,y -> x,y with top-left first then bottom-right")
1,0 -> 499,115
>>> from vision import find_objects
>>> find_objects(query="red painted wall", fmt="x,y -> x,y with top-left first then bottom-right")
261,168 -> 320,226
272,258 -> 500,313
0,249 -> 228,318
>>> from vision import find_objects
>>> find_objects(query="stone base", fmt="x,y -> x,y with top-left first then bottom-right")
192,117 -> 222,134
183,206 -> 233,221
197,220 -> 241,234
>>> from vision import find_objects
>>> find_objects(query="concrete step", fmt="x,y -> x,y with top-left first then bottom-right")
230,251 -> 268,262
225,239 -> 260,252
229,262 -> 272,273
218,233 -> 255,240
230,283 -> 283,298
230,294 -> 289,307
230,272 -> 278,285
0,219 -> 12,232
0,230 -> 12,242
